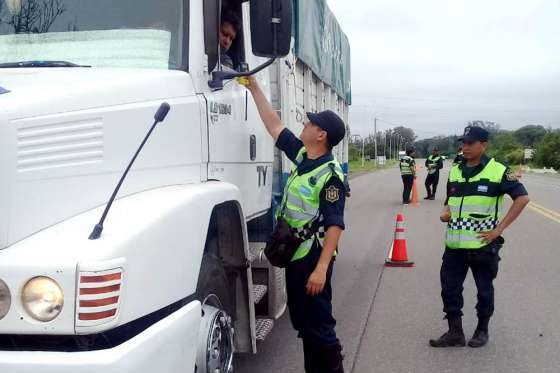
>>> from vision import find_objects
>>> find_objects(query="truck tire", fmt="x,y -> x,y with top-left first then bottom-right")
195,252 -> 235,373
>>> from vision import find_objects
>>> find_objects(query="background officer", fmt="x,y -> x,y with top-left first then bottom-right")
243,76 -> 346,372
399,147 -> 416,204
430,126 -> 530,348
424,147 -> 443,200
453,145 -> 464,165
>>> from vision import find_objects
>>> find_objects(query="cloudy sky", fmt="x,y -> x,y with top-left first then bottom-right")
327,0 -> 560,138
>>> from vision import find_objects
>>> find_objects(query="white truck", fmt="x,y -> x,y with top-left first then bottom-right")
0,0 -> 351,372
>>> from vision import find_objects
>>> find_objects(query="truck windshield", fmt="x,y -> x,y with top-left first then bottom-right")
0,0 -> 184,70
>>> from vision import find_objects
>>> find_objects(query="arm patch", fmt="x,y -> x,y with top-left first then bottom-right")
325,185 -> 340,203
505,168 -> 518,182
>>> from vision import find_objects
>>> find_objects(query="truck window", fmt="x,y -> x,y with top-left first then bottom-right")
219,9 -> 243,70
0,0 -> 187,70
204,0 -> 245,72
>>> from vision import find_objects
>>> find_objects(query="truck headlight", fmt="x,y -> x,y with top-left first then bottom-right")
0,279 -> 10,320
22,277 -> 64,322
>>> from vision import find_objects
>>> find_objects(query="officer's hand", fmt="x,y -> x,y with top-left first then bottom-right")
236,75 -> 257,90
478,228 -> 503,243
440,209 -> 451,223
236,76 -> 250,87
306,268 -> 327,296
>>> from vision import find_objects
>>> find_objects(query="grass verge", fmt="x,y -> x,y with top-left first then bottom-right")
349,159 -> 397,175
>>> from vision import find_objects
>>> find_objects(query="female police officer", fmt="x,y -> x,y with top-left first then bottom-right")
242,76 -> 346,372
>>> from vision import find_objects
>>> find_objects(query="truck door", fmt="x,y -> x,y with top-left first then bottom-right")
202,1 -> 274,219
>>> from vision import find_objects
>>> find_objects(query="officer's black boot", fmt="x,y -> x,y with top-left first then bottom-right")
323,340 -> 345,373
429,316 -> 466,347
468,317 -> 490,348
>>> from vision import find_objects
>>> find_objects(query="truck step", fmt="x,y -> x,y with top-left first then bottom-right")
255,318 -> 274,341
248,242 -> 266,263
252,284 -> 268,304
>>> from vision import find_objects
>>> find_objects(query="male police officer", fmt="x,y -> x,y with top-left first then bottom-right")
430,126 -> 529,348
424,147 -> 443,200
400,148 -> 416,204
243,76 -> 346,372
453,146 -> 464,166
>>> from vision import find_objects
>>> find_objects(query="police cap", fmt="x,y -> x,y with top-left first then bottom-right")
459,126 -> 489,143
307,110 -> 346,147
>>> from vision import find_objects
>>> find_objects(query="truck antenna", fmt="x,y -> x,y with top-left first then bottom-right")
88,102 -> 171,240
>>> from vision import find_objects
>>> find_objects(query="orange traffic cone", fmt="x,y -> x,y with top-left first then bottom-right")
385,214 -> 414,267
411,179 -> 419,205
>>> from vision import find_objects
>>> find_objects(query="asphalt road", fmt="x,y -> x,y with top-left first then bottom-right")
236,162 -> 560,373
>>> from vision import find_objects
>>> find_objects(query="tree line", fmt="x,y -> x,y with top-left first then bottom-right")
414,122 -> 560,170
349,126 -> 417,162
349,121 -> 559,170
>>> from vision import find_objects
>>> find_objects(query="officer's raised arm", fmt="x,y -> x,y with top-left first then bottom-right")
243,76 -> 285,141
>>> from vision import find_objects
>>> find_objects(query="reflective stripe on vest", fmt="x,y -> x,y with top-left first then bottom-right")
400,156 -> 414,175
445,158 -> 506,249
427,155 -> 441,175
279,147 -> 344,261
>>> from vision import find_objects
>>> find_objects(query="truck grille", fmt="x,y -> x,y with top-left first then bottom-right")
76,268 -> 122,327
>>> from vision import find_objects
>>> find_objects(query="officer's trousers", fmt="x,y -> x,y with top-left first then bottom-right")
286,243 -> 343,372
440,246 -> 501,319
425,173 -> 439,197
401,175 -> 414,203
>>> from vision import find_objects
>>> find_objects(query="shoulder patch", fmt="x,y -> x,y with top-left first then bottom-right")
325,185 -> 340,203
505,168 -> 518,182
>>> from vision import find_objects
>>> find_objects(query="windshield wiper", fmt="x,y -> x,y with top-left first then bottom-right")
0,60 -> 91,68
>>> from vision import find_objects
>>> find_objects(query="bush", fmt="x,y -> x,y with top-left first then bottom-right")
534,131 -> 560,170
487,131 -> 523,165
503,149 -> 524,165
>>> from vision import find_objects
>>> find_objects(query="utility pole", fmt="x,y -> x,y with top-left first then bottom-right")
374,117 -> 378,166
383,132 -> 387,159
352,134 -> 364,168
362,136 -> 365,168
389,132 -> 392,160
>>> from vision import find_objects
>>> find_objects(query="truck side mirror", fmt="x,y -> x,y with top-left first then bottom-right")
250,0 -> 292,58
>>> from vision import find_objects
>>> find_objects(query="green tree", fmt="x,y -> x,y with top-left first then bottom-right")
514,125 -> 547,147
393,126 -> 417,149
469,120 -> 500,136
486,131 -> 523,166
534,131 -> 560,170
414,135 -> 460,158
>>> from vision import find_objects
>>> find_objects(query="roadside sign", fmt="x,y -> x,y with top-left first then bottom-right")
524,148 -> 534,160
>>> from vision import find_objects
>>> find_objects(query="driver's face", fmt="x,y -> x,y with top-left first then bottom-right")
219,22 -> 236,51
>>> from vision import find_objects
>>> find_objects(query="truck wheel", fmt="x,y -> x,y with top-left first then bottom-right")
195,253 -> 234,373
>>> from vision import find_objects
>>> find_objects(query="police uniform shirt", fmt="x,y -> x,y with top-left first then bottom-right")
445,155 -> 528,205
453,153 -> 465,165
401,156 -> 415,173
425,156 -> 443,176
276,128 -> 346,230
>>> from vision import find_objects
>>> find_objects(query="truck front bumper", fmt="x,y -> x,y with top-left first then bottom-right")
0,301 -> 201,373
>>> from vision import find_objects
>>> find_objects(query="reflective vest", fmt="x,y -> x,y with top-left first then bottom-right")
427,155 -> 442,175
445,158 -> 507,249
453,152 -> 464,166
278,148 -> 344,261
399,156 -> 414,175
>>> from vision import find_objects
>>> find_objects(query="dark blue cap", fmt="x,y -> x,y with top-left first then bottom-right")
459,126 -> 489,142
306,110 -> 346,147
